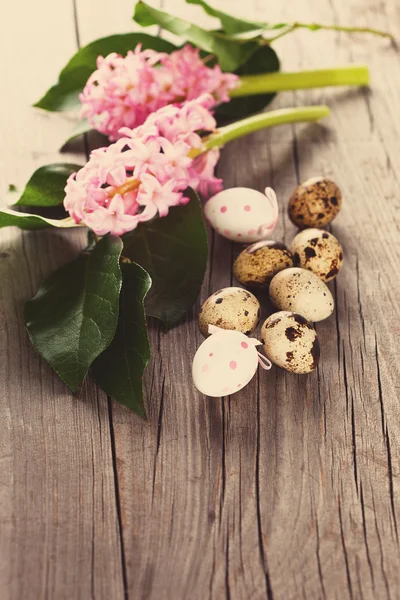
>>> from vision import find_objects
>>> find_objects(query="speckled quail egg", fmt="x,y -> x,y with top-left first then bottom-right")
291,228 -> 344,282
204,187 -> 278,243
198,287 -> 261,337
288,177 -> 342,229
233,240 -> 294,288
261,311 -> 320,373
269,268 -> 334,322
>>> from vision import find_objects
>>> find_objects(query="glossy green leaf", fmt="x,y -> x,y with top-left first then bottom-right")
35,33 -> 177,112
215,45 -> 280,121
92,261 -> 151,417
122,189 -> 208,328
0,209 -> 78,230
13,163 -> 81,207
133,1 -> 259,71
65,119 -> 93,144
25,236 -> 123,393
186,0 -> 265,34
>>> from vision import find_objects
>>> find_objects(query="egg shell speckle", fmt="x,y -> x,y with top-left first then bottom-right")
288,176 -> 342,229
269,268 -> 334,322
199,287 -> 260,337
204,187 -> 278,243
233,241 -> 294,288
291,228 -> 344,282
192,330 -> 260,396
261,311 -> 320,374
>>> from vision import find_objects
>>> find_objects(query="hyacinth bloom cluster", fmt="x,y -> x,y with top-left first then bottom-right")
79,44 -> 239,140
64,94 -> 222,236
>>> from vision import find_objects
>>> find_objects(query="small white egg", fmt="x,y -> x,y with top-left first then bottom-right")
269,268 -> 334,322
192,329 -> 261,397
204,187 -> 278,243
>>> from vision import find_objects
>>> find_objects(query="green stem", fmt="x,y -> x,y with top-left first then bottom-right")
230,65 -> 369,97
194,105 -> 329,155
266,22 -> 393,43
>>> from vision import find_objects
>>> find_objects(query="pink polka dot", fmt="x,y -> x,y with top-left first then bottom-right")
244,205 -> 251,212
237,233 -> 242,237
209,353 -> 213,357
224,229 -> 230,236
222,386 -> 230,394
237,383 -> 241,388
202,364 -> 209,372
248,229 -> 255,235
229,361 -> 237,370
241,341 -> 248,349
220,206 -> 227,213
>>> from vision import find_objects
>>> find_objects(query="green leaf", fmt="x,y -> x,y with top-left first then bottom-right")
35,33 -> 177,112
0,208 -> 79,230
215,45 -> 280,121
13,163 -> 82,207
186,0 -> 265,34
25,236 -> 123,393
92,261 -> 151,417
122,189 -> 208,328
133,1 -> 259,71
65,119 -> 93,144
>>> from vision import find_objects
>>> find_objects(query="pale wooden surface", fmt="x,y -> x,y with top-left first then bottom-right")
1,0 -> 400,598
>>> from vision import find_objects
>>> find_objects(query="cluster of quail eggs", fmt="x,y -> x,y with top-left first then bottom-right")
193,177 -> 344,397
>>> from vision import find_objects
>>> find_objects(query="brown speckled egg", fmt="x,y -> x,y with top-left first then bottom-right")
233,240 -> 294,288
261,311 -> 320,373
198,287 -> 260,337
291,229 -> 344,282
288,176 -> 342,229
269,268 -> 334,322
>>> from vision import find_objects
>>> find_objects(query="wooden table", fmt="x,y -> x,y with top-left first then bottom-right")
1,0 -> 399,598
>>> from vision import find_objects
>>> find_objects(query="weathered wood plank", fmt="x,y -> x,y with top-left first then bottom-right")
0,2 -> 124,599
1,0 -> 400,598
108,1 -> 400,599
261,1 -> 400,597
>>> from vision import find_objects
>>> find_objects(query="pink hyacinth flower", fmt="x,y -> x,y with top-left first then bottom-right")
64,95 -> 224,237
84,194 -> 139,237
79,43 -> 239,141
137,174 -> 183,220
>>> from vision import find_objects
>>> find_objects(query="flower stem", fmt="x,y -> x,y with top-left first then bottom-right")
230,65 -> 369,97
194,105 -> 329,155
108,177 -> 140,198
266,22 -> 393,43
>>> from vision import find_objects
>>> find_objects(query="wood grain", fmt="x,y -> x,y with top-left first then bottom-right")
1,0 -> 400,598
0,2 -> 125,599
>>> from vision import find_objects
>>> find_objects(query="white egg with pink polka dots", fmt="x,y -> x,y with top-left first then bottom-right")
192,326 -> 272,397
203,187 -> 279,243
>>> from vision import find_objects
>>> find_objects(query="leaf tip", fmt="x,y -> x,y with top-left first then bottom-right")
33,98 -> 45,110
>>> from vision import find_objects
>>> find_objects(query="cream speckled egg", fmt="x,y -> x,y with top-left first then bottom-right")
288,177 -> 342,229
192,329 -> 261,397
291,228 -> 344,282
269,268 -> 334,322
204,187 -> 278,243
198,287 -> 260,337
261,311 -> 320,374
233,240 -> 294,288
